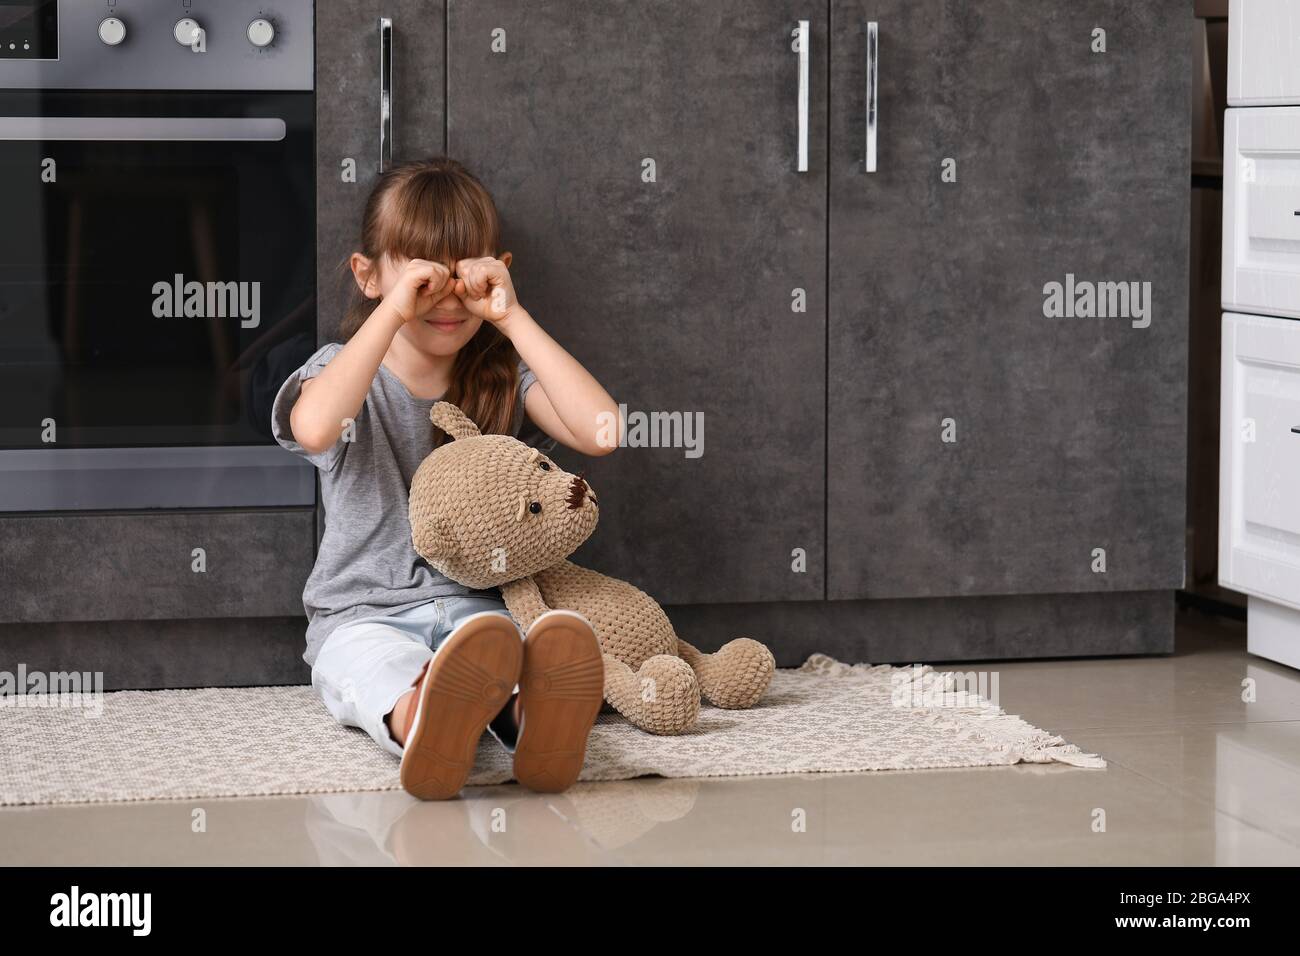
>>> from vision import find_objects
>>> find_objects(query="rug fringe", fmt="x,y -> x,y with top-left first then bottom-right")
798,653 -> 1106,770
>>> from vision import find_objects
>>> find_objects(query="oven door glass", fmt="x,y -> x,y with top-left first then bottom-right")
0,90 -> 317,509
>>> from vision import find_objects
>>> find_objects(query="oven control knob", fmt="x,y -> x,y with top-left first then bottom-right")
247,18 -> 276,48
98,17 -> 127,46
173,18 -> 203,46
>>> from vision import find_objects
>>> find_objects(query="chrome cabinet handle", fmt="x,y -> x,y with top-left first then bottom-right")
797,19 -> 809,172
865,21 -> 878,173
379,16 -> 393,172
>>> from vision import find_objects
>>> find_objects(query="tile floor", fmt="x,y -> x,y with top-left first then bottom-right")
3,606 -> 1298,866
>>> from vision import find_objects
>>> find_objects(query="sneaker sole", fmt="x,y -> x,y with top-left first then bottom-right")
513,609 -> 605,793
399,612 -> 524,801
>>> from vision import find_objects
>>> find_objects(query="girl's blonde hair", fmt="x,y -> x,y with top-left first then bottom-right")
339,156 -> 519,439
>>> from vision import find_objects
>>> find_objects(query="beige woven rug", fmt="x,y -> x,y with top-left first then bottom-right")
0,655 -> 1103,806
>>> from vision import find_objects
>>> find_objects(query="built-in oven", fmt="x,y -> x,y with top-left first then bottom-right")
0,0 -> 316,510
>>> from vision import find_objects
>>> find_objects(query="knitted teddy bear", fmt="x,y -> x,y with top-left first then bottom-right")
407,401 -> 775,735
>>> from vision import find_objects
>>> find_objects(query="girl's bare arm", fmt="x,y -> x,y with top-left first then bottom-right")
502,308 -> 621,457
291,259 -> 449,454
448,255 -> 621,457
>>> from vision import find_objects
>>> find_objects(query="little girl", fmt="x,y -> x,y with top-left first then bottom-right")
271,157 -> 619,800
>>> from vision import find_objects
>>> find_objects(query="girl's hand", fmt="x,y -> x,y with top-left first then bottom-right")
386,258 -> 454,323
453,257 -> 519,324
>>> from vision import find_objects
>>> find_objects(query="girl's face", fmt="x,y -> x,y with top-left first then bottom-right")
375,252 -> 483,357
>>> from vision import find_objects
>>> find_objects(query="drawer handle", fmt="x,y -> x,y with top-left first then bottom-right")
1291,427 -> 1300,434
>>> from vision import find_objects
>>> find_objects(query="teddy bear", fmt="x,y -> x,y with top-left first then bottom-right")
407,401 -> 775,735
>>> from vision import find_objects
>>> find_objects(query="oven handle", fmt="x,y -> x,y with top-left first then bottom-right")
0,117 -> 287,141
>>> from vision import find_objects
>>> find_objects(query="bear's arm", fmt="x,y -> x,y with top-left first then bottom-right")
500,576 -> 552,633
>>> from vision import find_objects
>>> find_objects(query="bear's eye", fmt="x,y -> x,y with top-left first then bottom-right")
528,501 -> 542,514
539,461 -> 551,471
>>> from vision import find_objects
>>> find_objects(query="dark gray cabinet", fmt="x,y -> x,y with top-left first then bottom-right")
826,0 -> 1192,599
446,0 -> 828,605
316,1 -> 446,341
316,0 -> 378,342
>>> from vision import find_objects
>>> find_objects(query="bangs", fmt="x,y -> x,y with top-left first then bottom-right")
372,169 -> 500,265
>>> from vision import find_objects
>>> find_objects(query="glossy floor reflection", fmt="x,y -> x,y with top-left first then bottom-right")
4,607 -> 1298,866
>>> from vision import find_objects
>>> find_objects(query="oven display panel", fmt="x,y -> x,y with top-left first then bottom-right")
0,0 -> 57,60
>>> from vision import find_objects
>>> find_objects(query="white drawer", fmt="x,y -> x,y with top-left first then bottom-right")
1223,108 -> 1300,318
1220,312 -> 1300,609
1229,0 -> 1300,105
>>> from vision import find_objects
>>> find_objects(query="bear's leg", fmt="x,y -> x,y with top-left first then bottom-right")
676,638 -> 775,710
602,653 -> 700,735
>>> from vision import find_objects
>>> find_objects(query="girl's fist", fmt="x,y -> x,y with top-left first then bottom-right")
453,256 -> 518,322
388,258 -> 454,323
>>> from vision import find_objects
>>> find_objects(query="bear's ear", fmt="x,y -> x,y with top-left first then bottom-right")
411,515 -> 459,563
430,402 -> 482,442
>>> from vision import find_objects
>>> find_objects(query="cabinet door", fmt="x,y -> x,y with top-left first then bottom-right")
827,1 -> 1191,599
446,0 -> 827,604
316,1 -> 445,341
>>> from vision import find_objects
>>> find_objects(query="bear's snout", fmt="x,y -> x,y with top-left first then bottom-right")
566,474 -> 591,511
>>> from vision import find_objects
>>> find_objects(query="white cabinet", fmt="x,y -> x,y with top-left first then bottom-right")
1228,0 -> 1300,105
1219,312 -> 1300,611
1222,108 -> 1300,318
1224,3 -> 1300,671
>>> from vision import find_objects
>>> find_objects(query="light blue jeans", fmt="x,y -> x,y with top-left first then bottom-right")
311,596 -> 521,758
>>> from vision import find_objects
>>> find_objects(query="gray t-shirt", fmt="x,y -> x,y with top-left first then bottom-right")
271,342 -> 552,667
